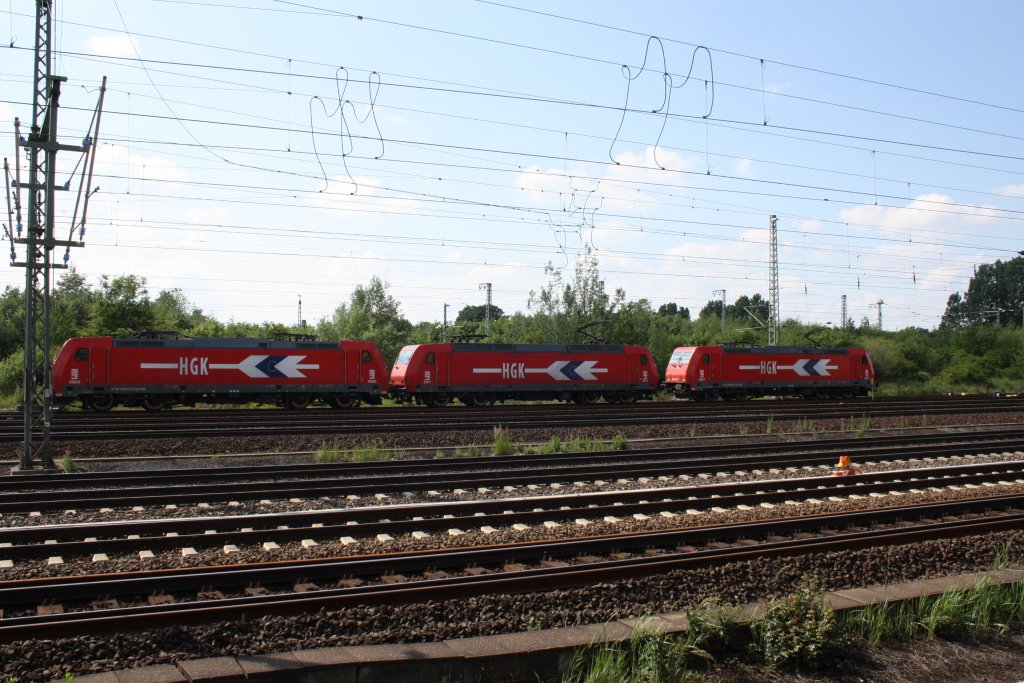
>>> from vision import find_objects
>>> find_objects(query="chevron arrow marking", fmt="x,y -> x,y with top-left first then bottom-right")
209,355 -> 320,379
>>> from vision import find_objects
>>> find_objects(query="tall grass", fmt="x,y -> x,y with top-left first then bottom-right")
841,577 -> 1024,644
492,426 -> 515,456
314,442 -> 396,463
60,452 -> 78,473
565,566 -> 1024,682
564,602 -> 745,683
525,435 -> 612,455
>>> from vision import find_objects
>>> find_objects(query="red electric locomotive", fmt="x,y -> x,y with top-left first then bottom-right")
389,342 -> 659,406
664,345 -> 875,401
52,335 -> 388,411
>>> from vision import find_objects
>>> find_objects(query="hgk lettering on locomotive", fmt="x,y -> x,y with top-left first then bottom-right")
502,362 -> 526,379
179,357 -> 209,376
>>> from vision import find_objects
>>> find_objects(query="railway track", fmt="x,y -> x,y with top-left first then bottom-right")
2,428 -> 1024,512
1,493 -> 1021,642
1,459 -> 1022,563
1,395 -> 1020,443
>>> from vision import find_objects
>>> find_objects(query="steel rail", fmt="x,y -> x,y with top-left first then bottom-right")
4,394 -> 1008,426
2,397 -> 1021,443
1,494 -> 1022,642
5,426 -> 1024,490
1,460 -> 1022,561
3,436 -> 1024,513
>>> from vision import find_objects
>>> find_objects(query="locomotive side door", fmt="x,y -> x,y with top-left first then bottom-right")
344,349 -> 358,388
90,346 -> 110,387
698,350 -> 715,386
422,351 -> 438,388
360,350 -> 377,387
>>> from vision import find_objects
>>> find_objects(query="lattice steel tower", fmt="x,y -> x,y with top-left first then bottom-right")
768,215 -> 780,345
11,1 -> 105,470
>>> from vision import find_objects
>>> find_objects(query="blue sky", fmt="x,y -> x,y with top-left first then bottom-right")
2,1 -> 1022,331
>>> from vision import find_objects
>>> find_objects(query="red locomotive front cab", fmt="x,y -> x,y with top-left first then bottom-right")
390,342 -> 658,406
52,336 -> 117,410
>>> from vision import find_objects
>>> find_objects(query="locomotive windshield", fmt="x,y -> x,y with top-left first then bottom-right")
669,349 -> 693,365
394,347 -> 414,365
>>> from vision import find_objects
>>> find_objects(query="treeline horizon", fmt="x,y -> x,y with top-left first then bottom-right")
1,253 -> 1022,402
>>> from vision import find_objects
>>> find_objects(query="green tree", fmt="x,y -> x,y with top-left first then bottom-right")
455,304 -> 505,324
153,288 -> 211,333
656,301 -> 690,319
51,268 -> 95,344
942,256 -> 1024,328
527,250 -> 619,342
0,286 -> 24,358
317,276 -> 412,364
88,274 -> 155,335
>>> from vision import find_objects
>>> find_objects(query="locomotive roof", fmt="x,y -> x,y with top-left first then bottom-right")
111,337 -> 341,350
719,345 -> 855,355
449,343 -> 627,354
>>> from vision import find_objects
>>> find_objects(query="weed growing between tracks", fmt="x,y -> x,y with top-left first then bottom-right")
524,435 -> 614,455
565,562 -> 1024,682
314,442 -> 398,463
60,451 -> 78,473
492,427 -> 515,456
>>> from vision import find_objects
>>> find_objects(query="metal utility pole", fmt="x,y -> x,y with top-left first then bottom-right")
479,282 -> 492,338
297,295 -> 302,328
11,0 -> 106,471
841,294 -> 847,331
712,289 -> 726,333
768,214 -> 780,345
869,299 -> 884,330
442,303 -> 449,340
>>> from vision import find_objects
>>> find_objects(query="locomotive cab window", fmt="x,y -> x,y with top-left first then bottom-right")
861,356 -> 868,365
75,348 -> 89,361
702,354 -> 710,364
639,355 -> 648,365
425,352 -> 435,364
669,350 -> 693,365
361,350 -> 372,363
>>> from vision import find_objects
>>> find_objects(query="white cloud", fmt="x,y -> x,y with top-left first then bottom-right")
995,184 -> 1024,198
734,158 -> 754,177
85,35 -> 140,58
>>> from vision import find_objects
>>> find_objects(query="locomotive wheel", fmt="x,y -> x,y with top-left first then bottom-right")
284,395 -> 311,409
428,393 -> 451,407
327,397 -> 358,409
142,396 -> 166,412
88,395 -> 115,412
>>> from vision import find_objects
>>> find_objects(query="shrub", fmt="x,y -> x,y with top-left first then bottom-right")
752,577 -> 857,672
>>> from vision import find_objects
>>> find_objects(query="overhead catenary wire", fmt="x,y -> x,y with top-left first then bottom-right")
0,2 -> 1015,332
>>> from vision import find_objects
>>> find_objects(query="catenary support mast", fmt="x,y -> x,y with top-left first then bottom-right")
12,1 -> 105,470
768,215 -> 780,346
